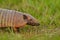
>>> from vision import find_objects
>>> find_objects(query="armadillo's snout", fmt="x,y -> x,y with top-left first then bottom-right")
31,23 -> 40,26
33,23 -> 40,26
27,22 -> 40,26
35,23 -> 40,26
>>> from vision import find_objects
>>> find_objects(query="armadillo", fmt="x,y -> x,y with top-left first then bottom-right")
0,8 -> 40,32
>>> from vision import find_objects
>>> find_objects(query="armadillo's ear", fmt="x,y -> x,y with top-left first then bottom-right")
23,15 -> 27,20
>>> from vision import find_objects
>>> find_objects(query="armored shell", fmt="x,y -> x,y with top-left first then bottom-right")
0,8 -> 27,27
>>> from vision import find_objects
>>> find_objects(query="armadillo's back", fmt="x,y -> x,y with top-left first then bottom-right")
0,9 -> 16,27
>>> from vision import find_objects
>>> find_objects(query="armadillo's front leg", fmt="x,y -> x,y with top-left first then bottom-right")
13,27 -> 20,33
13,27 -> 17,32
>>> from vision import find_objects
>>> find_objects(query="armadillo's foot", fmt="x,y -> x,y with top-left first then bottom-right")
13,27 -> 20,33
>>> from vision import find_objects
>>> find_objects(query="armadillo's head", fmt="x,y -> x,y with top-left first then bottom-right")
23,13 -> 40,26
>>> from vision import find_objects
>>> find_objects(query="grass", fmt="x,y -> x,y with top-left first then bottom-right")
0,0 -> 60,40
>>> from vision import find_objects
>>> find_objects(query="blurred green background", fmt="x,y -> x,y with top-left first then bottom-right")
0,0 -> 60,40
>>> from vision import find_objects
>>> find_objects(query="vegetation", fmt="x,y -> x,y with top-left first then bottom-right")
0,0 -> 60,40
